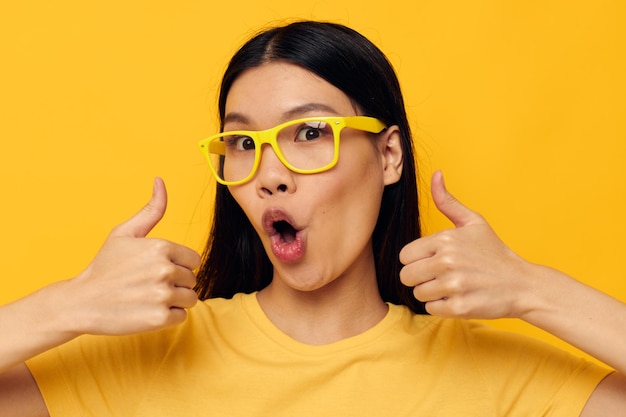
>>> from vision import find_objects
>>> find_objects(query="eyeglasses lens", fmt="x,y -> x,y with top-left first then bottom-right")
208,119 -> 337,183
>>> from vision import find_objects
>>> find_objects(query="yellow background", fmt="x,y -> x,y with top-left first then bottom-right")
1,1 -> 624,363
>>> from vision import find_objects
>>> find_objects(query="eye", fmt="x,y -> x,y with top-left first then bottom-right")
295,121 -> 330,142
225,135 -> 255,151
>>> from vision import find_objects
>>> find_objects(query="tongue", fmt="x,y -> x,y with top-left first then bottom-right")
275,221 -> 296,244
270,222 -> 304,263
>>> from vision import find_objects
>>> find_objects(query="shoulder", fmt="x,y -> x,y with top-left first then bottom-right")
396,309 -> 563,355
188,292 -> 250,325
180,292 -> 257,344
390,305 -> 486,347
395,310 -> 611,414
392,306 -> 609,378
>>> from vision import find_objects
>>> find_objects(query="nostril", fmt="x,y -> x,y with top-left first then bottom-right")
277,184 -> 287,192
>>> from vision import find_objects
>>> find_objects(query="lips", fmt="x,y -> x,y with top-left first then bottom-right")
262,208 -> 306,263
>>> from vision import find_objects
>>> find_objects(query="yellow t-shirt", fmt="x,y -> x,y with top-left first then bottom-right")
27,292 -> 610,416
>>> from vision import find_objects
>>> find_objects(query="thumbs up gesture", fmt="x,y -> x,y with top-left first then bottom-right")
65,178 -> 201,335
399,171 -> 532,319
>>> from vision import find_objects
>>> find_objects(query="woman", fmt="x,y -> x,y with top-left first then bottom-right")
1,21 -> 625,416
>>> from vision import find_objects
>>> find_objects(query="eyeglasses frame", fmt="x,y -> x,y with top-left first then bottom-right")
198,116 -> 387,186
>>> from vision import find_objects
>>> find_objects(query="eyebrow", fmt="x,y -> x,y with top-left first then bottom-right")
223,102 -> 342,126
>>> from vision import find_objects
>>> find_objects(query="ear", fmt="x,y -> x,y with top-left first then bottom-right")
379,125 -> 403,185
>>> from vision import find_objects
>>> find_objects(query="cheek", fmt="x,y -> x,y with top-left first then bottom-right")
228,186 -> 263,231
344,146 -> 386,197
316,154 -> 385,226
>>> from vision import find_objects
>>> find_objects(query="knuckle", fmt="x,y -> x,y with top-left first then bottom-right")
446,297 -> 472,318
187,272 -> 198,288
170,308 -> 188,325
151,284 -> 173,304
146,308 -> 173,328
398,246 -> 411,265
399,266 -> 411,285
474,212 -> 487,223
182,291 -> 199,308
190,252 -> 202,269
400,265 -> 423,287
438,254 -> 456,271
442,275 -> 464,294
435,230 -> 456,245
149,238 -> 171,255
109,224 -> 124,236
155,263 -> 177,280
412,286 -> 427,302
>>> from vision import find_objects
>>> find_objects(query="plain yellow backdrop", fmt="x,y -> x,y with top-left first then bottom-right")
1,0 -> 624,363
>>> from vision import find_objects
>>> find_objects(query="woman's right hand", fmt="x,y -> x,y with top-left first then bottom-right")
61,177 -> 201,336
0,178 -> 200,374
1,178 -> 200,415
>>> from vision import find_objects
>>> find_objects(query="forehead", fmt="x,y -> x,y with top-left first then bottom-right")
224,62 -> 357,127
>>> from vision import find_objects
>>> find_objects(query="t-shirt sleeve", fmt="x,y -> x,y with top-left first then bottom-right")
460,321 -> 612,416
26,329 -> 173,417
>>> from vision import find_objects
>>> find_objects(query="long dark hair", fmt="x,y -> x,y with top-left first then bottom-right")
195,21 -> 426,314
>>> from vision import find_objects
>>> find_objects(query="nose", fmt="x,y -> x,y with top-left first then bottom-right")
255,144 -> 296,196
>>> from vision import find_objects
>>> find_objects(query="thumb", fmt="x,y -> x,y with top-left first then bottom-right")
431,170 -> 484,228
110,177 -> 168,238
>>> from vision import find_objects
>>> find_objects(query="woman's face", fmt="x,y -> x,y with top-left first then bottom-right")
224,62 -> 402,293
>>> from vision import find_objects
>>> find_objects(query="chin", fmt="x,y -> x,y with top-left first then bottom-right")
271,266 -> 336,294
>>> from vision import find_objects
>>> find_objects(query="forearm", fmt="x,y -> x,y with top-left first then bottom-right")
0,281 -> 78,373
520,264 -> 626,373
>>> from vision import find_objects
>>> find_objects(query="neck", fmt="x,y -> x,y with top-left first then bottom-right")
256,267 -> 388,345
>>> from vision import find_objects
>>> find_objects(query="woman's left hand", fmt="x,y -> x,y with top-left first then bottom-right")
400,172 -> 626,403
399,170 -> 536,319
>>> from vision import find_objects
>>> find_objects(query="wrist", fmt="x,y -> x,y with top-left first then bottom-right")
0,279 -> 83,370
31,279 -> 85,340
515,263 -> 567,324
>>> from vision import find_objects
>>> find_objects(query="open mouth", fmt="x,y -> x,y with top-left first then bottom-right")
262,208 -> 300,238
262,208 -> 306,262
273,220 -> 297,244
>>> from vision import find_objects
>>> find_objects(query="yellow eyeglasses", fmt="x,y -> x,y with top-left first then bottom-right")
198,116 -> 386,186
